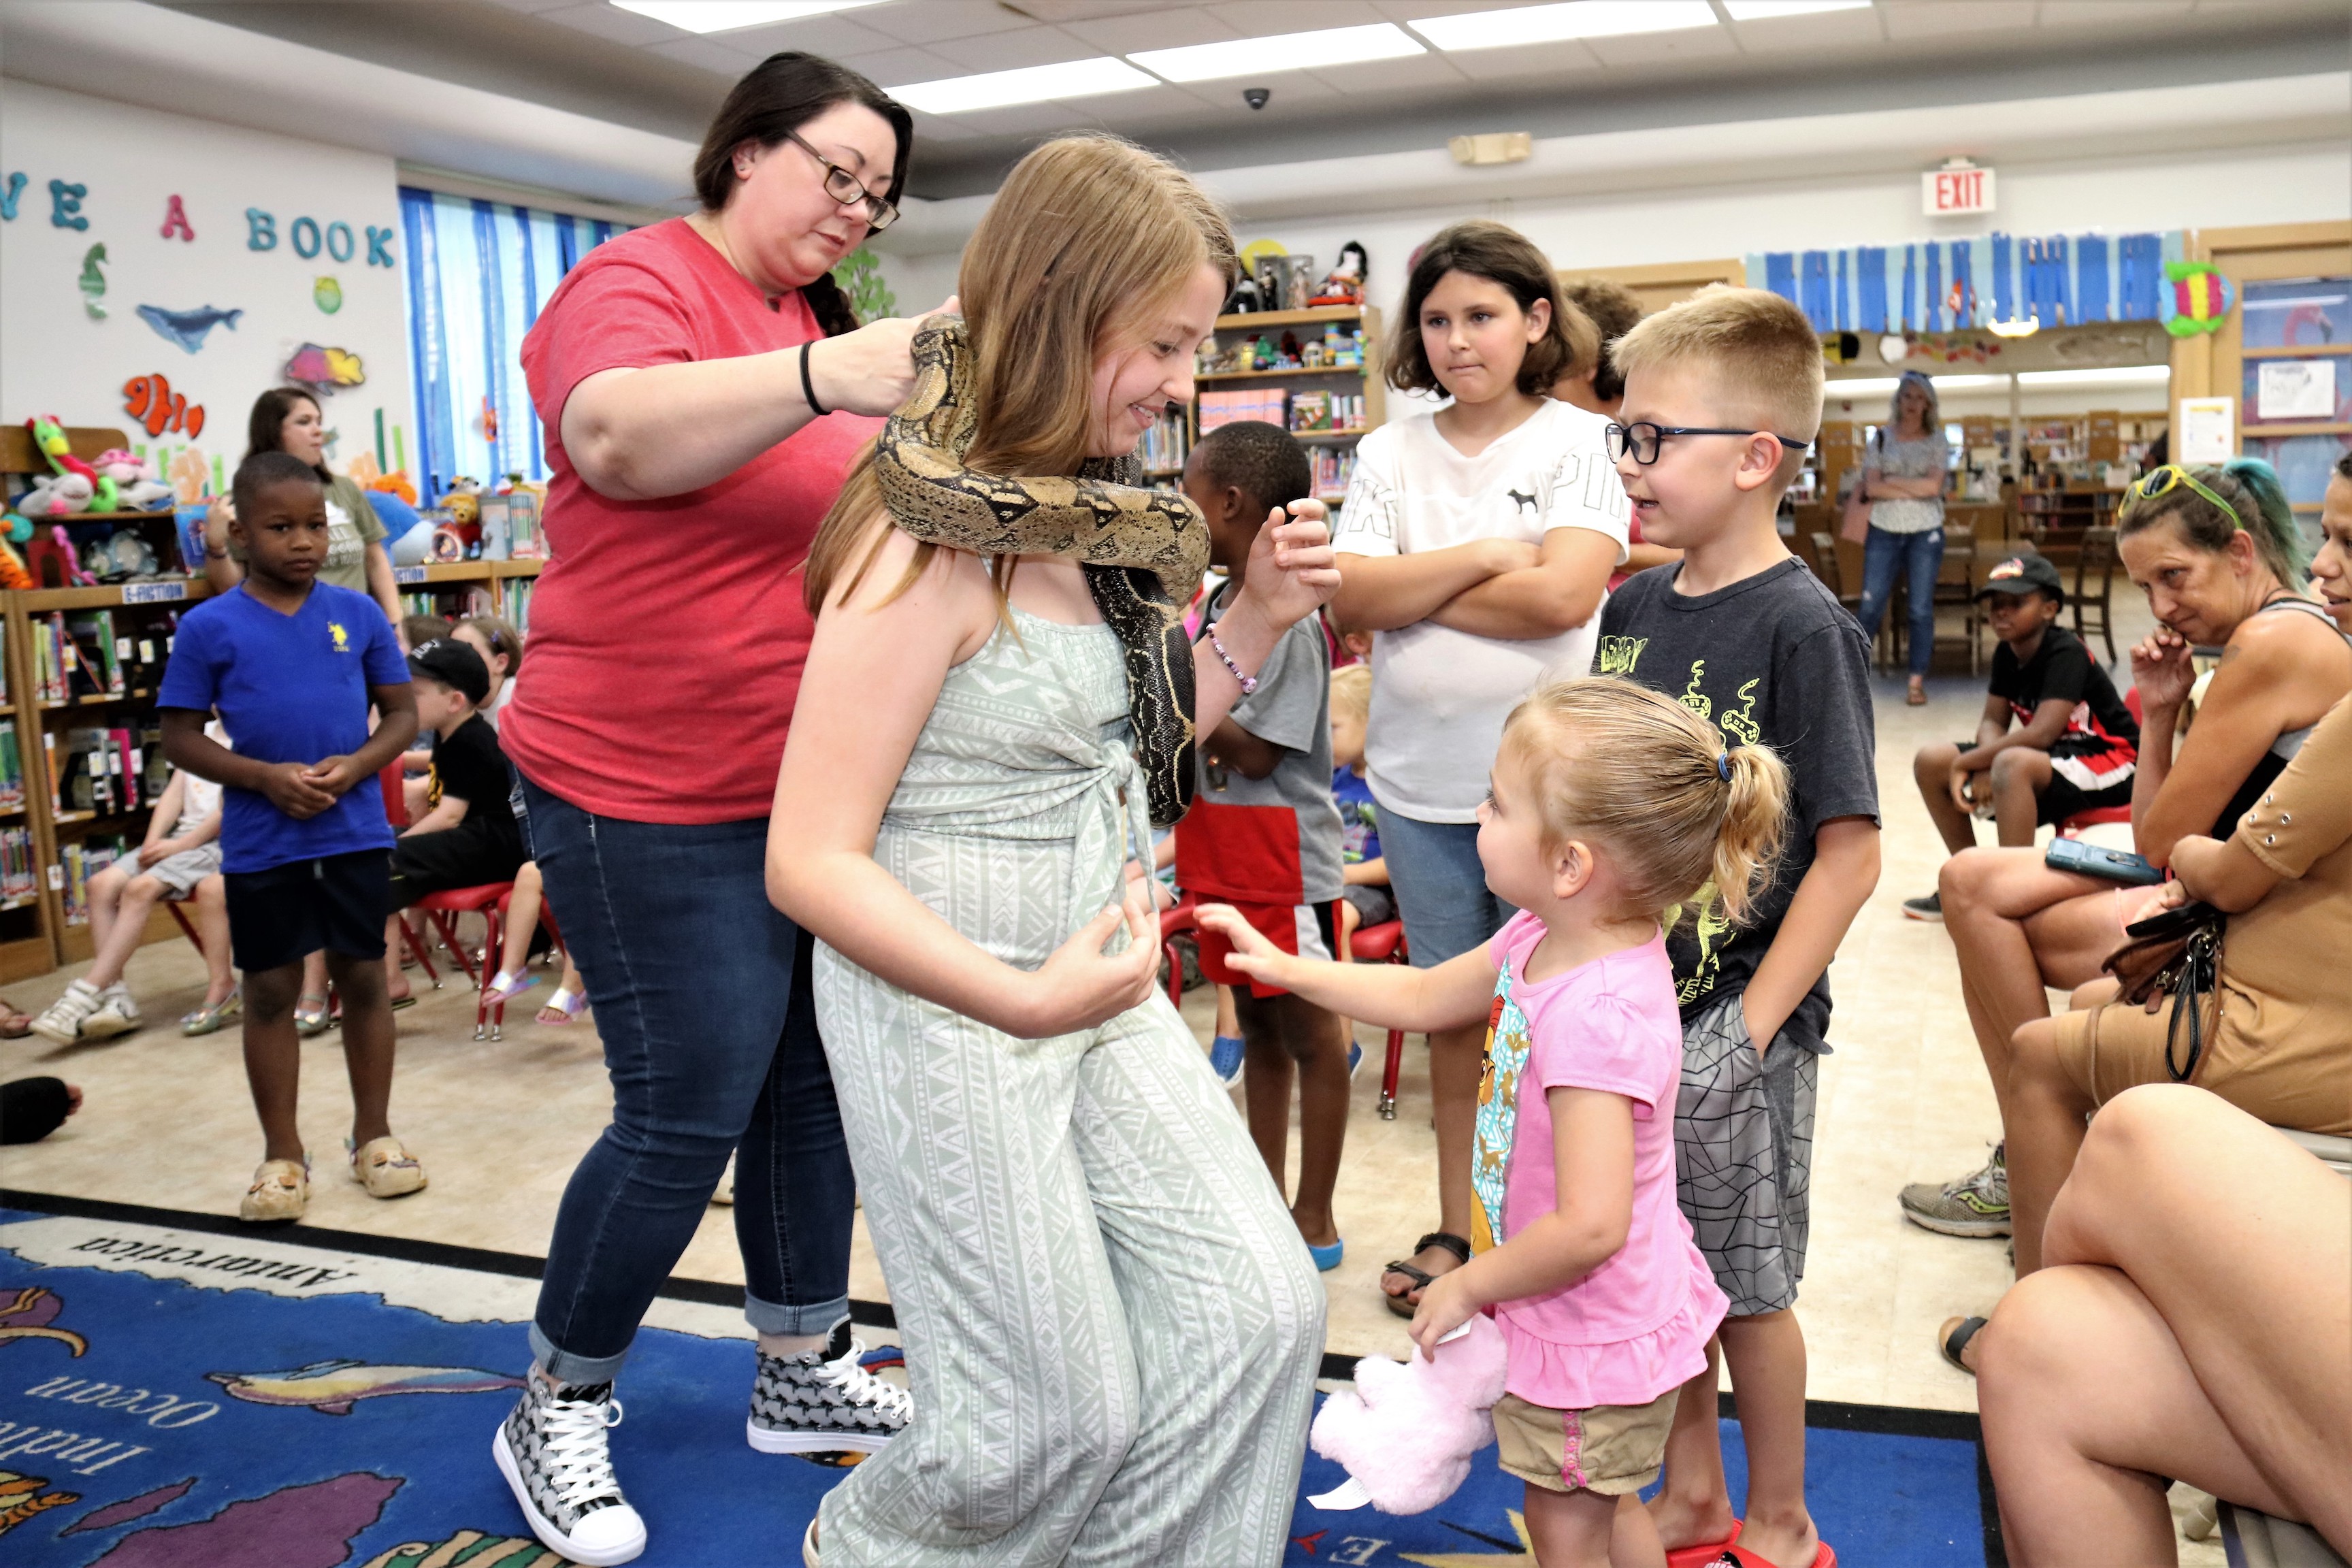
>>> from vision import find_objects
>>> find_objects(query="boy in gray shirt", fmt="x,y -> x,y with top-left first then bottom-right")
1174,421 -> 1353,1273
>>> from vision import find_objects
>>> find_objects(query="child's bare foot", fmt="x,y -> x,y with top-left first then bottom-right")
1732,1507 -> 1820,1568
1646,1490 -> 1740,1556
1379,1232 -> 1468,1315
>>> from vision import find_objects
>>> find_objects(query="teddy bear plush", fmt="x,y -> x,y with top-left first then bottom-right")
1308,1312 -> 1509,1516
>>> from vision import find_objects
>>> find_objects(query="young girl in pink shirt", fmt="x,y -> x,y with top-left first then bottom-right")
1200,677 -> 1788,1567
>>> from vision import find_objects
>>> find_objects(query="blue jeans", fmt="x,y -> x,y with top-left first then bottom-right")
521,777 -> 853,1384
1855,524 -> 1945,678
1379,807 -> 1514,968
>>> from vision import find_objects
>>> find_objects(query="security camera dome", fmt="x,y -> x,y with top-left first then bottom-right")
1243,86 -> 1271,110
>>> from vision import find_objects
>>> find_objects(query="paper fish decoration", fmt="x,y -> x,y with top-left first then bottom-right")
284,342 -> 365,389
314,276 -> 342,314
135,303 -> 243,354
123,372 -> 206,439
77,242 -> 106,319
206,1359 -> 525,1415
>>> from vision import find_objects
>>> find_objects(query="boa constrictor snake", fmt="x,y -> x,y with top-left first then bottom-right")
874,318 -> 1208,826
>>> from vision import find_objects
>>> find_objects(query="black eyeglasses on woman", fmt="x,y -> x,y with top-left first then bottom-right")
786,131 -> 898,232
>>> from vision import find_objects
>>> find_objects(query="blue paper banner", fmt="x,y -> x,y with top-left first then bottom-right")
1748,230 -> 2177,333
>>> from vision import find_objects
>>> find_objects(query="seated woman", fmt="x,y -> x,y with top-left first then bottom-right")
1976,1085 -> 2351,1565
1907,461 -> 2349,1238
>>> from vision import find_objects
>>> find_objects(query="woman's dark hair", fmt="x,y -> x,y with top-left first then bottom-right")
693,52 -> 913,339
2336,446 -> 2352,483
2118,458 -> 2310,587
1386,220 -> 1595,398
244,386 -> 329,482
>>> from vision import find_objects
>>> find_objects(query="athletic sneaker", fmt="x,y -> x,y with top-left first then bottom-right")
90,981 -> 142,1034
31,979 -> 106,1044
747,1319 -> 911,1455
1899,1141 -> 2010,1237
495,1375 -> 647,1566
1208,1034 -> 1245,1088
1902,893 -> 1943,921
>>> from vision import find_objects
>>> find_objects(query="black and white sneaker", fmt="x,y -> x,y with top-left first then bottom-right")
748,1320 -> 912,1454
493,1375 -> 648,1566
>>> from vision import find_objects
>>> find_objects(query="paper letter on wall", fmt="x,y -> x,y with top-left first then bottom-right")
160,195 -> 195,241
245,208 -> 277,250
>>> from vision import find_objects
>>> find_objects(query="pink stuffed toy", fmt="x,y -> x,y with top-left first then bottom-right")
1309,1312 -> 1509,1515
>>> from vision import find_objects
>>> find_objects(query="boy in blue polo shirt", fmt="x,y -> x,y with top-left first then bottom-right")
160,451 -> 421,1224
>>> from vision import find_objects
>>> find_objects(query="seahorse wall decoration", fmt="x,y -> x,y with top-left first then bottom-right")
1720,678 -> 1761,746
1680,659 -> 1711,719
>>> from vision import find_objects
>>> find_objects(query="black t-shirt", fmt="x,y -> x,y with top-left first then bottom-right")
1596,558 -> 1880,1052
1987,625 -> 2138,765
429,714 -> 519,845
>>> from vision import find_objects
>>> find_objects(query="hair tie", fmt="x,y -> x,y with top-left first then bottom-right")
1717,753 -> 1733,783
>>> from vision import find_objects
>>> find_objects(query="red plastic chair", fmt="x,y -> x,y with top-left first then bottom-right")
483,888 -> 568,1041
1345,919 -> 1411,1120
399,882 -> 512,997
167,900 -> 204,955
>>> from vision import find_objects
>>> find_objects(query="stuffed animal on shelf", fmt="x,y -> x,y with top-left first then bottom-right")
91,448 -> 174,510
0,536 -> 33,590
26,415 -> 118,513
1310,241 -> 1369,308
16,472 -> 96,517
1307,1312 -> 1509,1516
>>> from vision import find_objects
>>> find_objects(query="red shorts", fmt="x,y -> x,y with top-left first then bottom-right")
1195,899 -> 1339,998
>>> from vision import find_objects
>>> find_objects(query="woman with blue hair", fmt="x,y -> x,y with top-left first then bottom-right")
1852,369 -> 1950,704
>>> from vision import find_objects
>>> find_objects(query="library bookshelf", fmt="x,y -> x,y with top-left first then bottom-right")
1149,306 -> 1388,509
0,559 -> 542,983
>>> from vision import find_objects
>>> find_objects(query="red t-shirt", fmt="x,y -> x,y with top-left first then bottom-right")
503,218 -> 882,823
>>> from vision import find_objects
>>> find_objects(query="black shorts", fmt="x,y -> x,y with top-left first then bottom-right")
2037,768 -> 2136,828
224,849 -> 391,973
387,825 -> 525,909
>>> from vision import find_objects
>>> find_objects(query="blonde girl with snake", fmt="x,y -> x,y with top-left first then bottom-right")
768,135 -> 1338,1567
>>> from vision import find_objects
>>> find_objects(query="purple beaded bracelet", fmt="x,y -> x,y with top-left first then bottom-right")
1205,623 -> 1259,696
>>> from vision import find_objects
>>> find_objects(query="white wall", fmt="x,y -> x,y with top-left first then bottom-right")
0,80 -> 411,484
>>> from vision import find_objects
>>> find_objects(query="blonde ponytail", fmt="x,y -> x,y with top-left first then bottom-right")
1500,678 -> 1791,930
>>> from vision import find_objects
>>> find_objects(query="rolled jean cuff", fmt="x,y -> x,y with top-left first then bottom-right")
530,1321 -> 631,1388
747,1290 -> 850,1339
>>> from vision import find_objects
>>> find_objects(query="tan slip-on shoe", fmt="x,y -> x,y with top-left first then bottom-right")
349,1136 -> 428,1198
241,1157 -> 310,1222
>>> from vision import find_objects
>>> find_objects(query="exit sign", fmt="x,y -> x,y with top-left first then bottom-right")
1924,163 -> 1995,216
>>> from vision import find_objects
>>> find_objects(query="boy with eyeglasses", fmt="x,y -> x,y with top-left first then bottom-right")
1590,287 -> 1880,1568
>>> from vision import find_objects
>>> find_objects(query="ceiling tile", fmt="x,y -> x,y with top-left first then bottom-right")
856,0 -> 1047,44
838,45 -> 962,85
902,110 -> 985,142
646,34 -> 768,69
905,27 -> 1099,72
1435,35 -> 1606,78
706,13 -> 902,55
928,100 -> 1117,137
1173,69 -> 1345,110
1305,52 -> 1467,95
1207,0 -> 1401,34
1880,1 -> 2039,38
2037,0 -> 2195,25
1055,11 -> 1247,51
532,2 -> 687,45
1724,7 -> 1887,50
1583,22 -> 1740,65
474,0 -> 586,13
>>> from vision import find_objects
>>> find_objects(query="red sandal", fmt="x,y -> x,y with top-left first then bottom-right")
1666,1522 -> 1741,1568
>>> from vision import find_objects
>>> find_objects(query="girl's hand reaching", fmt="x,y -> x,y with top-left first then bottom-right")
2130,625 -> 2197,715
1009,864 -> 1160,1039
1193,904 -> 1290,988
1232,501 -> 1340,634
1408,1265 -> 1482,1360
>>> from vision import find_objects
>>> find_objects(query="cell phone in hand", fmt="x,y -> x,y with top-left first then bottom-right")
2045,837 -> 2166,886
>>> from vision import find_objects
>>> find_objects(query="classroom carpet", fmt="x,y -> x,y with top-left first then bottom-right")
0,1196 -> 2001,1567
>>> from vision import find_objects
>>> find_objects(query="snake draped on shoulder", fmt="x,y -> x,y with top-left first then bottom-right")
874,317 -> 1209,826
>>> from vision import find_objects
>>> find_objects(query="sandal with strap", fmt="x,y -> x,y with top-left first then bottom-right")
1938,1314 -> 1989,1375
293,992 -> 331,1036
181,988 -> 243,1036
536,987 -> 587,1026
1379,1231 -> 1471,1318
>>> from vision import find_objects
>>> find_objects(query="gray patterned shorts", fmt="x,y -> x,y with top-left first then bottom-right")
1675,993 -> 1818,1318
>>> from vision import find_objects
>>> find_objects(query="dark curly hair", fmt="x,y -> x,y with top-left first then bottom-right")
1190,421 -> 1311,517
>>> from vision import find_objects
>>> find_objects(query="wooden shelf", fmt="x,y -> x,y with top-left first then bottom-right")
1197,365 -> 1369,382
1290,429 -> 1366,443
18,579 -> 210,612
2240,421 -> 2352,438
1215,306 -> 1366,330
35,510 -> 180,525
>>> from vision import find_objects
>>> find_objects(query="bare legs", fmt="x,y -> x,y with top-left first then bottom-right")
497,861 -> 547,979
2000,1015 -> 2101,1275
1529,1487 -> 1662,1568
1979,1085 -> 2352,1564
1382,1020 -> 1484,1306
1912,742 -> 1980,857
191,876 -> 236,1006
1940,850 -> 2121,1131
243,949 -> 399,1164
82,864 -> 167,990
1237,990 -> 1350,1250
1645,1315 -> 1820,1568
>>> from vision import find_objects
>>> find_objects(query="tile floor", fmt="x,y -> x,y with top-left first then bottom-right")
2,598 -> 2194,1457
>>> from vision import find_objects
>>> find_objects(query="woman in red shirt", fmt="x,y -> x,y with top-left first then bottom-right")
492,53 -> 938,1565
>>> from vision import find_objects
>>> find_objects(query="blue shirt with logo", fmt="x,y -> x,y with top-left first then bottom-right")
158,582 -> 408,874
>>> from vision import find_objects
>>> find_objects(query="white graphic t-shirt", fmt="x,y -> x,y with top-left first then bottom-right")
1333,398 -> 1629,822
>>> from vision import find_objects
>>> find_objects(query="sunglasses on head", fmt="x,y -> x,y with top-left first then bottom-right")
2120,465 -> 2243,532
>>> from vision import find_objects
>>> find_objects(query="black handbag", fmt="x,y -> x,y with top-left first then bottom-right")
2102,900 -> 2226,1082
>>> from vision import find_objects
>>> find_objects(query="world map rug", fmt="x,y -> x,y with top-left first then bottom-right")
0,1195 -> 2000,1567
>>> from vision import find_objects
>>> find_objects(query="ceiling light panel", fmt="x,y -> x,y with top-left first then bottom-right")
1722,1 -> 1873,19
1407,1 -> 1717,50
1128,23 -> 1426,83
889,56 -> 1160,114
610,1 -> 881,34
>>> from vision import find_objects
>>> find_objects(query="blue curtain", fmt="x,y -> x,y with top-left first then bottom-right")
397,188 -> 632,502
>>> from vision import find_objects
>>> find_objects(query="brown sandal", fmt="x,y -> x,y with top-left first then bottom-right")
0,998 -> 31,1039
1379,1231 -> 1471,1318
1906,675 -> 1927,706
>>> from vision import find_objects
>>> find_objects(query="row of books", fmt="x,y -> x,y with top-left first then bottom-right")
0,721 -> 21,813
403,586 -> 495,623
50,723 -> 169,817
1140,410 -> 1191,474
1309,447 -> 1358,500
30,610 -> 182,705
1198,389 -> 1290,434
1288,392 -> 1369,434
506,576 -> 536,636
59,838 -> 130,927
0,829 -> 41,903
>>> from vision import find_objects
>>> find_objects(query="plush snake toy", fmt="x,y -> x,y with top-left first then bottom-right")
875,318 -> 1208,826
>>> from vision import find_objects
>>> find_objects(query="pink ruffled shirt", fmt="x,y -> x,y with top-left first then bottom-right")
1477,913 -> 1727,1411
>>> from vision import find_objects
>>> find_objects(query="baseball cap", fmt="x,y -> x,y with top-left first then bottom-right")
408,638 -> 490,706
1976,553 -> 2065,606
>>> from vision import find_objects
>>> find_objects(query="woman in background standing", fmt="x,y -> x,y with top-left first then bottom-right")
1854,370 -> 1950,705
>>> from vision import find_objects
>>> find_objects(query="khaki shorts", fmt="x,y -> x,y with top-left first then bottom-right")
2050,995 -> 2352,1137
1493,1388 -> 1680,1495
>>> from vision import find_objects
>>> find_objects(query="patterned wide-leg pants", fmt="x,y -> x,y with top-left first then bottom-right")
813,949 -> 1325,1567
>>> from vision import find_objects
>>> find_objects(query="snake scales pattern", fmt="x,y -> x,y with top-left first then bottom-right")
875,318 -> 1207,826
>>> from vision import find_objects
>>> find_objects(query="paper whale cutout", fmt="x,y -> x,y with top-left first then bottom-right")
135,304 -> 244,354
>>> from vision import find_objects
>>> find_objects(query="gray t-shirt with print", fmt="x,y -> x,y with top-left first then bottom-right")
1863,430 -> 1950,536
1192,580 -> 1345,904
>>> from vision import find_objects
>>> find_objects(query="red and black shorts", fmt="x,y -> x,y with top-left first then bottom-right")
1194,898 -> 1339,999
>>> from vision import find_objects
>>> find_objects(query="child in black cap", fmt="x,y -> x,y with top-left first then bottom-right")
1903,551 -> 2140,922
382,638 -> 527,1000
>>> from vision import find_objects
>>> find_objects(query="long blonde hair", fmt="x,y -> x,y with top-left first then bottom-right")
803,133 -> 1237,612
1501,679 -> 1790,930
